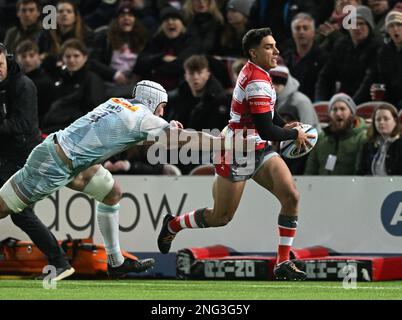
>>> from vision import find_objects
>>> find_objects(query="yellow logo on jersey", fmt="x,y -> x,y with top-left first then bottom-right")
111,98 -> 139,112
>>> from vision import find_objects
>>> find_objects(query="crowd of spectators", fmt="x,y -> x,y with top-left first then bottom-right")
1,0 -> 402,176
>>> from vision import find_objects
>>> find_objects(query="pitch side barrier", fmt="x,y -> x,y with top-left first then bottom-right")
0,176 -> 401,278
176,245 -> 402,281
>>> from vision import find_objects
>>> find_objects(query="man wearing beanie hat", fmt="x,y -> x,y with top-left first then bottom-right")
385,10 -> 402,29
316,6 -> 381,101
356,5 -> 375,30
354,10 -> 402,109
305,93 -> 367,175
160,6 -> 185,24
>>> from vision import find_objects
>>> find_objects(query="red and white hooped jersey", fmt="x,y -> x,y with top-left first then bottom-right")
228,61 -> 276,149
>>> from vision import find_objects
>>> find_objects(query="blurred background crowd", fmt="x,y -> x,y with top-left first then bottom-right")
1,0 -> 402,176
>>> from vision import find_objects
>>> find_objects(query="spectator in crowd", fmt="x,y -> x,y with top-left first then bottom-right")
183,0 -> 224,54
354,10 -> 402,110
166,54 -> 230,174
91,2 -> 149,97
83,0 -> 120,30
283,12 -> 329,101
247,0 -> 318,52
315,5 -> 381,101
269,65 -> 321,132
134,6 -> 203,90
367,0 -> 391,36
0,43 -> 73,280
357,103 -> 402,175
311,0 -> 336,25
167,54 -> 229,131
15,39 -> 54,127
41,39 -> 106,134
4,0 -> 42,54
126,0 -> 160,35
316,0 -> 361,53
215,0 -> 253,57
304,93 -> 367,175
0,0 -> 20,40
38,0 -> 94,79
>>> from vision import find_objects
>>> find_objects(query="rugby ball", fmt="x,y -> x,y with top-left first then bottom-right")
280,124 -> 318,159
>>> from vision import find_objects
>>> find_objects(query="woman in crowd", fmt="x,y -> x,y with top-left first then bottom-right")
41,39 -> 106,134
38,0 -> 94,78
215,0 -> 252,57
182,0 -> 224,54
91,2 -> 149,97
358,103 -> 402,175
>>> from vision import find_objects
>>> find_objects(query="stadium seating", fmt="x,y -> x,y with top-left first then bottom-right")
356,101 -> 385,123
312,101 -> 330,125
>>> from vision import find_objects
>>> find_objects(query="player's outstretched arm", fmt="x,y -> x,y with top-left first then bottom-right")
161,126 -> 225,151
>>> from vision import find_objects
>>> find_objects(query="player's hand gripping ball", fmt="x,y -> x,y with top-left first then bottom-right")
280,124 -> 318,159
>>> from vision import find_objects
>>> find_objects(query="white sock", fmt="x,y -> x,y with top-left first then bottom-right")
96,202 -> 124,267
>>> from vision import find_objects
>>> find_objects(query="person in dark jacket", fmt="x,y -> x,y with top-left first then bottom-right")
283,12 -> 329,102
134,6 -> 203,91
183,0 -> 224,54
354,10 -> 402,109
41,39 -> 106,134
15,39 -> 54,128
38,0 -> 94,79
90,2 -> 149,97
215,0 -> 253,57
367,0 -> 391,36
166,54 -> 230,174
315,5 -> 381,101
357,103 -> 402,175
167,54 -> 230,131
4,0 -> 42,54
0,43 -> 73,280
247,0 -> 318,52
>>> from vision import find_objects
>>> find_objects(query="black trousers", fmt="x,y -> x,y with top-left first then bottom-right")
0,158 -> 69,269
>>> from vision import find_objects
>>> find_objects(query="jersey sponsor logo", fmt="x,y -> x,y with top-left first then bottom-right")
249,100 -> 270,106
245,81 -> 271,98
381,191 -> 402,236
111,98 -> 139,112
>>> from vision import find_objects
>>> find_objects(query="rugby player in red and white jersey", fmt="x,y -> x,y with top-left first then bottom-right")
157,28 -> 315,280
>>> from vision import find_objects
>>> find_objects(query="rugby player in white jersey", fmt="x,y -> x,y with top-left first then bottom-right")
0,80 -> 241,278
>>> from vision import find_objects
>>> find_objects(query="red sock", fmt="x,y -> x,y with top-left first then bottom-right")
277,215 -> 298,264
168,208 -> 208,234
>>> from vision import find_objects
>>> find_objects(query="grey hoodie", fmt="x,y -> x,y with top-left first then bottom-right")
276,74 -> 321,132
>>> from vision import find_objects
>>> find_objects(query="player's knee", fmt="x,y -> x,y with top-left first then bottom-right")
0,199 -> 10,219
0,210 -> 9,220
102,183 -> 122,206
285,189 -> 300,209
83,166 -> 115,202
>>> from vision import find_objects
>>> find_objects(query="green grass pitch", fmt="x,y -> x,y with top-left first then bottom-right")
0,279 -> 401,300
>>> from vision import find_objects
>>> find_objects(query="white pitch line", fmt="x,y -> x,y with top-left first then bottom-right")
41,282 -> 402,291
